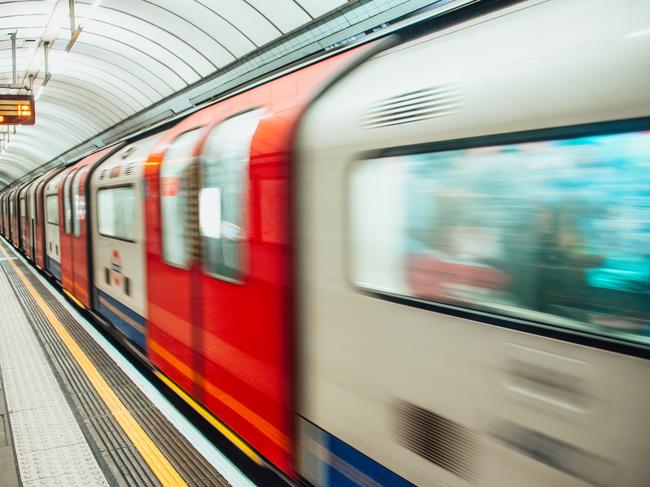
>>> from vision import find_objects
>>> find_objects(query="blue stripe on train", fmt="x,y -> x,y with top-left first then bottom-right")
326,432 -> 413,487
94,287 -> 146,350
46,256 -> 61,281
303,420 -> 414,486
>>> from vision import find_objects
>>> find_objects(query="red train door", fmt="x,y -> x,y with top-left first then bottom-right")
70,166 -> 91,306
147,127 -> 205,395
60,166 -> 79,294
35,171 -> 55,270
28,181 -> 37,261
195,108 -> 295,475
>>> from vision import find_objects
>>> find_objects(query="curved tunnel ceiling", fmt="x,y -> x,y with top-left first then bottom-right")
0,0 -> 360,186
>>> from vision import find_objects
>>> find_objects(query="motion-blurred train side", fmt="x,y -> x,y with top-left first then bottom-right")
2,1 -> 649,485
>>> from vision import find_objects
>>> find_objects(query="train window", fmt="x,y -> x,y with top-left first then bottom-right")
63,171 -> 74,234
46,195 -> 59,225
350,129 -> 650,346
160,128 -> 202,269
97,186 -> 135,242
72,170 -> 83,237
200,109 -> 263,282
32,187 -> 37,224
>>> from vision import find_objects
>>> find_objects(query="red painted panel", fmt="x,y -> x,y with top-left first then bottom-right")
11,188 -> 21,247
59,165 -> 77,293
22,184 -> 32,259
35,170 -> 57,269
19,184 -> 30,253
144,147 -> 197,396
71,165 -> 91,306
145,48 -> 364,476
35,179 -> 46,268
1,194 -> 8,238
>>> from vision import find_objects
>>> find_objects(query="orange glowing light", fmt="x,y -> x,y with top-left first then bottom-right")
0,95 -> 35,125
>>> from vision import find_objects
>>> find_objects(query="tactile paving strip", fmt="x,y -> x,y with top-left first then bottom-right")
1,243 -> 231,486
0,260 -> 109,487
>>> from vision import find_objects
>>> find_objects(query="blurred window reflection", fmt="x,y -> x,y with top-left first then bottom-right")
200,108 -> 263,282
63,171 -> 73,234
72,169 -> 83,237
160,129 -> 201,268
97,186 -> 135,241
46,194 -> 59,225
350,130 -> 650,345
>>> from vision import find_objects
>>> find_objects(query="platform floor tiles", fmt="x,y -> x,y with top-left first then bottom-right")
0,240 -> 249,487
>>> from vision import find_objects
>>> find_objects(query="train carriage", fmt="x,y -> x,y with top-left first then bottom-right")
295,0 -> 650,485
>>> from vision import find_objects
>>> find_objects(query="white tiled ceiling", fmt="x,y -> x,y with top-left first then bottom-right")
0,0 -> 435,184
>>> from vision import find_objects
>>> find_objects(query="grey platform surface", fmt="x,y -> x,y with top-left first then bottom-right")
0,257 -> 109,486
1,366 -> 20,487
0,239 -> 247,486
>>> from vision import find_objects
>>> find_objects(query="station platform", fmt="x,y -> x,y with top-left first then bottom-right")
0,239 -> 256,487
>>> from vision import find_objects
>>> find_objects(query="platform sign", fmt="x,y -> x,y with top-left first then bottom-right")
0,95 -> 35,125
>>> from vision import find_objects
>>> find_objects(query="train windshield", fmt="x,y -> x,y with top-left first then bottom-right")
350,128 -> 650,346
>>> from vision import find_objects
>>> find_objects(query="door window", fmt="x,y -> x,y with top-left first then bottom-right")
97,186 -> 136,241
63,171 -> 74,234
72,170 -> 84,237
46,195 -> 59,225
200,109 -> 264,282
160,129 -> 202,268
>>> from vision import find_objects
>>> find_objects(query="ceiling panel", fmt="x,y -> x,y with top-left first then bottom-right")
0,0 -> 426,186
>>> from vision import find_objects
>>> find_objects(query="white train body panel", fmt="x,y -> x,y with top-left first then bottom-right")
44,173 -> 63,278
296,0 -> 650,486
90,132 -> 164,348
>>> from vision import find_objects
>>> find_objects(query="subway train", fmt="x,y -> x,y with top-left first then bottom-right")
2,0 -> 650,485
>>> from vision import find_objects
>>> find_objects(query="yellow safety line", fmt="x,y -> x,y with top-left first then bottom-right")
0,244 -> 187,487
63,288 -> 86,309
155,371 -> 264,465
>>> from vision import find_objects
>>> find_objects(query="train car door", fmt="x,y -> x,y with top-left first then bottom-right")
0,193 -> 5,236
8,189 -> 15,242
10,187 -> 19,247
44,173 -> 64,281
145,127 -> 204,394
14,185 -> 26,248
196,108 -> 296,473
25,179 -> 38,261
35,169 -> 58,269
19,187 -> 26,250
60,166 -> 80,293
